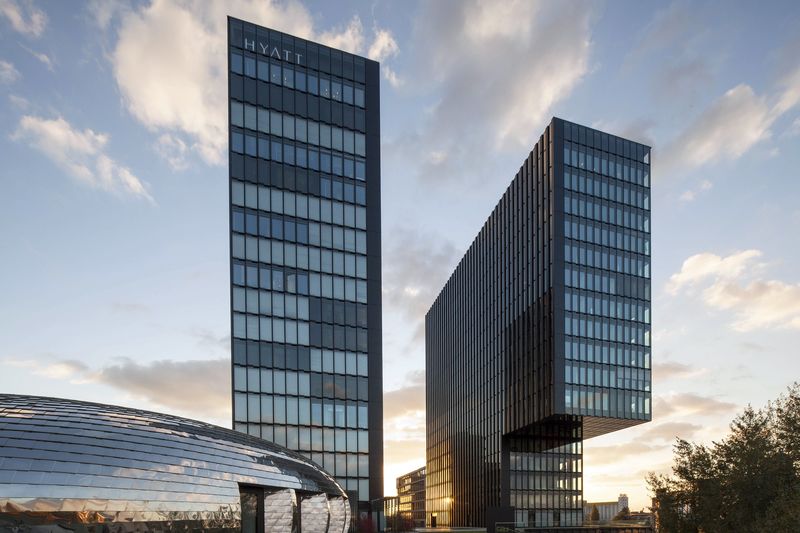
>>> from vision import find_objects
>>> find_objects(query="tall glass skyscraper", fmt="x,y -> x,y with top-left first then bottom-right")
227,17 -> 383,514
426,118 -> 651,529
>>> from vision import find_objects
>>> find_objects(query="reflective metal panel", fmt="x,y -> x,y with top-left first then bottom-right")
327,496 -> 348,533
264,488 -> 297,533
0,394 -> 347,531
300,493 -> 330,533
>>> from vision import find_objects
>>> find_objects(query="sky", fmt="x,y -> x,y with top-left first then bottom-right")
0,0 -> 799,511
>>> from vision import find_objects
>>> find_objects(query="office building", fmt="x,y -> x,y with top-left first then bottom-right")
426,118 -> 651,529
397,466 -> 426,528
0,394 -> 350,532
227,17 -> 383,513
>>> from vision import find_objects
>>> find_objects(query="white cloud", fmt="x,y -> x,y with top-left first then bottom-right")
317,14 -> 364,53
368,27 -> 398,62
703,278 -> 800,332
86,0 -> 129,30
2,356 -> 230,419
0,0 -> 46,37
788,117 -> 800,137
0,59 -> 19,83
667,249 -> 800,331
653,392 -> 737,418
393,1 -> 591,183
382,370 -> 426,496
679,179 -> 712,202
20,44 -> 53,71
383,229 -> 459,342
367,27 -> 401,86
653,361 -> 706,381
666,249 -> 762,294
661,60 -> 800,172
664,85 -> 772,169
8,93 -> 28,108
13,114 -> 153,202
107,0 -> 396,168
155,133 -> 189,171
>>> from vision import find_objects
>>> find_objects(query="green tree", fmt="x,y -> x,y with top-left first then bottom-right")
613,506 -> 630,521
590,504 -> 599,522
648,383 -> 800,533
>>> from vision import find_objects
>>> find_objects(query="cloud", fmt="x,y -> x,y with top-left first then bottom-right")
666,249 -> 762,294
788,117 -> 800,137
8,93 -> 28,108
20,43 -> 53,70
679,179 -> 712,203
704,278 -> 800,331
382,370 -> 426,493
629,1 -> 694,60
12,114 -> 153,202
86,0 -> 129,30
584,441 -> 669,466
96,357 -> 231,418
0,0 -> 46,37
661,85 -> 773,170
653,392 -> 737,418
317,14 -> 364,53
191,328 -> 230,354
383,229 -> 460,342
383,370 -> 425,420
154,133 -> 189,171
452,3 -> 589,143
106,0 -> 398,168
4,358 -> 90,381
392,0 -> 591,183
653,361 -> 705,381
2,356 -> 230,419
654,58 -> 713,100
627,1 -> 713,99
640,421 -> 703,442
667,249 -> 800,331
367,27 -> 401,86
0,59 -> 20,83
660,59 -> 800,173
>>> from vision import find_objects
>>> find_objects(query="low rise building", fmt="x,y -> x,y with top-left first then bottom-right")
584,494 -> 629,523
397,466 -> 426,528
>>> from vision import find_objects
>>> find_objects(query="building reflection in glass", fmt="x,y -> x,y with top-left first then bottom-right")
0,394 -> 350,532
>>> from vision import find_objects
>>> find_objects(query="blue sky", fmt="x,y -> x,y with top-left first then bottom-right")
1,0 -> 799,509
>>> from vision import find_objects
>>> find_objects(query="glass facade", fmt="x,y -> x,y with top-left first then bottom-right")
227,18 -> 383,512
0,394 -> 350,532
425,118 -> 651,530
397,466 -> 426,528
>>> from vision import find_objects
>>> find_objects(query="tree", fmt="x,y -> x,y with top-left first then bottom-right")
589,504 -> 599,522
613,506 -> 630,521
648,383 -> 800,533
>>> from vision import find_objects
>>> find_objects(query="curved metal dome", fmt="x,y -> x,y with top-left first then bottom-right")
0,394 -> 350,532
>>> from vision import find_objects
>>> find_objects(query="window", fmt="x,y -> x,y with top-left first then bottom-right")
231,102 -> 244,127
283,66 -> 294,88
244,105 -> 257,130
230,52 -> 243,74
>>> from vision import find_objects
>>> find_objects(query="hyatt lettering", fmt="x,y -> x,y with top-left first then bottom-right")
244,38 -> 302,65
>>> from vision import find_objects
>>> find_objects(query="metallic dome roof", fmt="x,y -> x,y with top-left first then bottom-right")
0,394 -> 349,530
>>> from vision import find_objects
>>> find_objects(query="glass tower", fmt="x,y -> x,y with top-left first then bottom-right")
426,118 -> 651,529
227,17 -> 383,514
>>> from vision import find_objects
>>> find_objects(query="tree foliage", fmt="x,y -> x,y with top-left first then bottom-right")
590,504 -> 600,522
648,383 -> 800,533
613,506 -> 630,521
